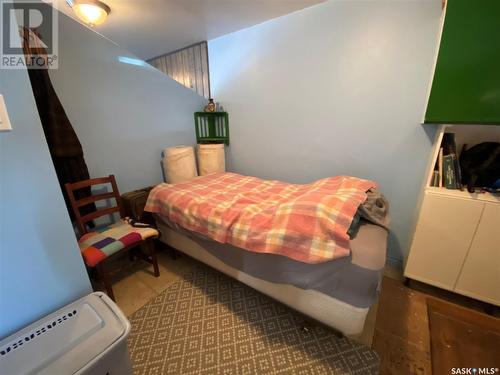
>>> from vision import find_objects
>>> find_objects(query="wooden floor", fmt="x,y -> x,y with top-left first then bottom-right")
427,298 -> 500,374
373,277 -> 432,375
373,276 -> 500,375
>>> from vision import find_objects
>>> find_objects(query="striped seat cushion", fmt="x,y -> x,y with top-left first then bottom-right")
78,221 -> 158,267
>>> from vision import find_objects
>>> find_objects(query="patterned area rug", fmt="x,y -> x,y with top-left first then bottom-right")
127,264 -> 379,374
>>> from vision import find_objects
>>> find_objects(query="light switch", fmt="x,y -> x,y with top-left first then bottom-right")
0,95 -> 13,132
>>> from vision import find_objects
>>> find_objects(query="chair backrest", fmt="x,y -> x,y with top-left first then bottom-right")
65,175 -> 125,235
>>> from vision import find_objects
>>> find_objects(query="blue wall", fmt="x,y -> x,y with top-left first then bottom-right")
0,6 -> 205,338
209,0 -> 442,264
0,38 -> 91,338
49,13 -> 206,193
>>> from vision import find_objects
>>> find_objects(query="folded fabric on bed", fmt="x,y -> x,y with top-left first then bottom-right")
145,172 -> 376,263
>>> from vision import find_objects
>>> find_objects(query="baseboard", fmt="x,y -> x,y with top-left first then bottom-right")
385,256 -> 403,270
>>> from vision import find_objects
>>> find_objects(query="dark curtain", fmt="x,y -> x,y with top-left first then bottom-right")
21,28 -> 95,220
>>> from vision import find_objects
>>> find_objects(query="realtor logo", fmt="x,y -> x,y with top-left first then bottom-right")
1,0 -> 58,69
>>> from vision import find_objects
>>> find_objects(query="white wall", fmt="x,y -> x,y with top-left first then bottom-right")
49,13 -> 206,193
0,36 -> 91,338
209,0 -> 442,264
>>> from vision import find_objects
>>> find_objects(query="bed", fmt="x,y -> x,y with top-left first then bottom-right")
146,173 -> 388,336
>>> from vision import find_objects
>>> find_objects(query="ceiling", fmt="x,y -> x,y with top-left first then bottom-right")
53,0 -> 325,60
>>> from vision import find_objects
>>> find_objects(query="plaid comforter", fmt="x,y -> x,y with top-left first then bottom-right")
145,173 -> 376,263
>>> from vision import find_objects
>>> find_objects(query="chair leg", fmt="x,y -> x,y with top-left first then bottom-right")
148,240 -> 160,277
96,262 -> 115,301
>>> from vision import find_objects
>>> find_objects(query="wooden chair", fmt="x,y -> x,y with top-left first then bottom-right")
65,175 -> 159,301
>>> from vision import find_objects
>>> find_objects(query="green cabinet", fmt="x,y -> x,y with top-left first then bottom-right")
425,0 -> 500,125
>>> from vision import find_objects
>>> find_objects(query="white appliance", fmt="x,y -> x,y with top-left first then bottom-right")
0,292 -> 133,375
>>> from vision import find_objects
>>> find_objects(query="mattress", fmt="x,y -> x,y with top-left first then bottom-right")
155,214 -> 387,309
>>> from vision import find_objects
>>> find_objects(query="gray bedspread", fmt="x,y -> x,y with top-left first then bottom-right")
155,214 -> 388,308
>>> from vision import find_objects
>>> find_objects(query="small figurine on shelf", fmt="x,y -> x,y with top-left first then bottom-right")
204,98 -> 216,112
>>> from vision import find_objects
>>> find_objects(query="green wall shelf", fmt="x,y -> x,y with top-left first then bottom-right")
425,0 -> 500,125
194,112 -> 230,145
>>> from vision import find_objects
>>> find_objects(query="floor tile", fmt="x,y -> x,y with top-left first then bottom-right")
113,273 -> 157,316
135,252 -> 196,294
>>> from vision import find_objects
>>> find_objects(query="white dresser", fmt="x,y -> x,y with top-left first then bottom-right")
404,125 -> 500,306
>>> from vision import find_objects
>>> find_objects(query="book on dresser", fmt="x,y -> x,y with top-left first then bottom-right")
431,171 -> 440,187
441,133 -> 462,189
443,154 -> 457,189
438,147 -> 443,187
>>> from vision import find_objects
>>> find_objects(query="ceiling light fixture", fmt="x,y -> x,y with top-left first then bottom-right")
71,0 -> 111,27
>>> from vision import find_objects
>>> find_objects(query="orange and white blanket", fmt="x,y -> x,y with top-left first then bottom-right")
145,173 -> 376,263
